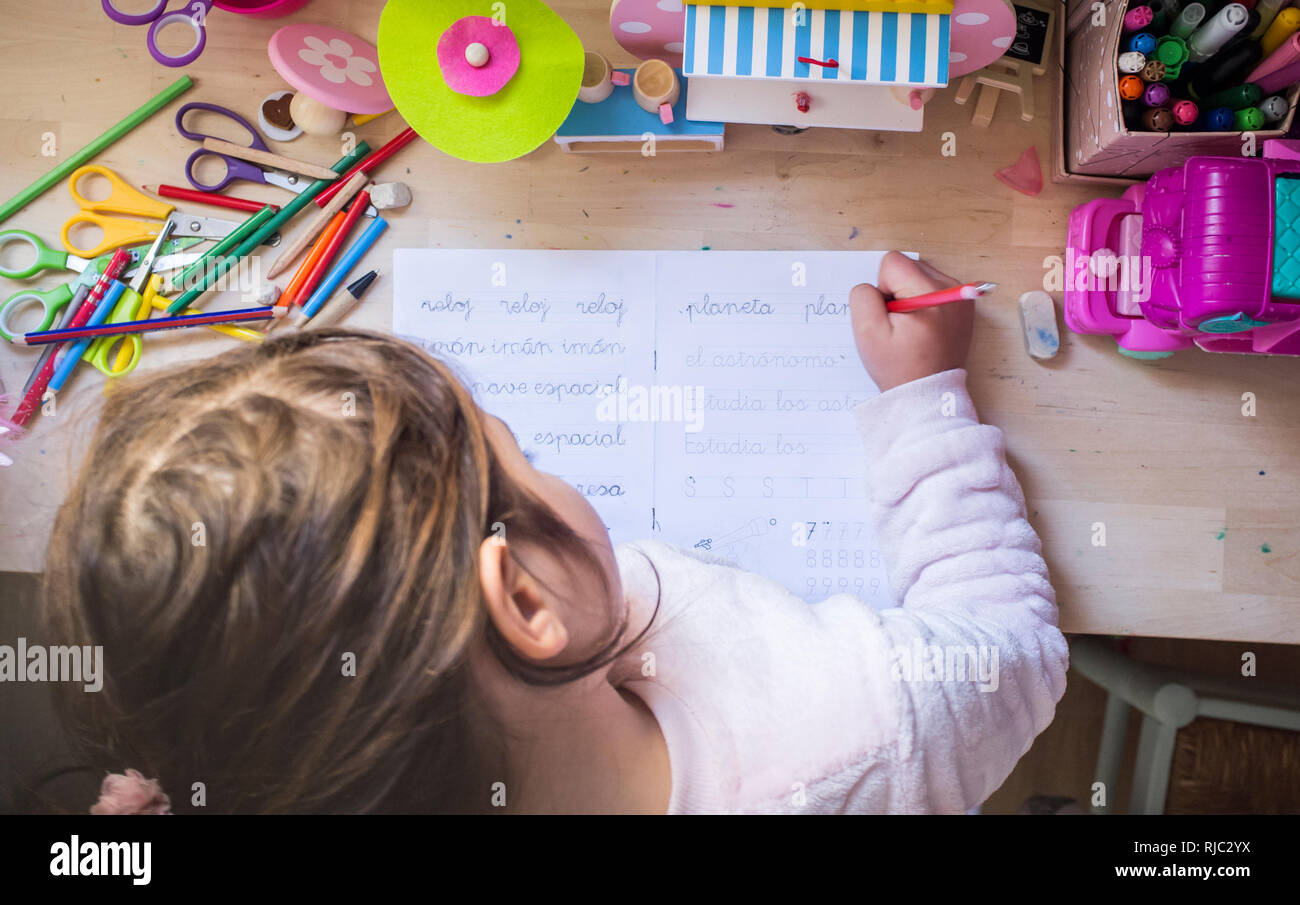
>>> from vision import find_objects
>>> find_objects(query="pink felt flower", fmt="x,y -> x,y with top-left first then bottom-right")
90,770 -> 171,815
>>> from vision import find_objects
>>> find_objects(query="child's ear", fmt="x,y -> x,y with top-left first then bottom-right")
478,537 -> 570,662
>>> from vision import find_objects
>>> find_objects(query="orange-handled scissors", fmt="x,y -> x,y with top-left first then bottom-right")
60,165 -> 247,259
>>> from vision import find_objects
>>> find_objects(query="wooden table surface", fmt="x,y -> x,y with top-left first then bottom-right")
1,0 -> 1297,642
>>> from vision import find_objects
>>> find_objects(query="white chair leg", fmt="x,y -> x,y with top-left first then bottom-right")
1130,715 -> 1179,815
1093,692 -> 1129,814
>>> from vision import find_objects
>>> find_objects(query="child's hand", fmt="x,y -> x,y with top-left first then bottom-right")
849,252 -> 974,392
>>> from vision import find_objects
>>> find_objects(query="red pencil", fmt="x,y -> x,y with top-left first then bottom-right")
12,249 -> 130,426
293,189 -> 372,307
17,305 -> 282,345
886,282 -> 997,312
145,184 -> 279,214
314,128 -> 416,207
281,210 -> 348,309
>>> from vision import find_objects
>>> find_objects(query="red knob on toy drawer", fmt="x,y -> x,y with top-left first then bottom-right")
794,91 -> 811,113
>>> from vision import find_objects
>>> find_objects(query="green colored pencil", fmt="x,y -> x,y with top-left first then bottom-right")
169,204 -> 276,293
0,76 -> 193,227
167,141 -> 372,314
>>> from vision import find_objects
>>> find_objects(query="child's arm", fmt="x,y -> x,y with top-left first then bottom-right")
849,254 -> 1069,810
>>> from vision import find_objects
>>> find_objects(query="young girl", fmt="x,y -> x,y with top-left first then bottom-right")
44,252 -> 1067,814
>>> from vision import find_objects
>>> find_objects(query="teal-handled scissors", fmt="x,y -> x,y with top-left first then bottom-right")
0,228 -> 202,341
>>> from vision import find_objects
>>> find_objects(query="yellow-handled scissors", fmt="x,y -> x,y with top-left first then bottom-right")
60,165 -> 248,259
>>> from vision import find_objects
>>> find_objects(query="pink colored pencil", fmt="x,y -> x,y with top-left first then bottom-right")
12,249 -> 130,426
886,282 -> 997,312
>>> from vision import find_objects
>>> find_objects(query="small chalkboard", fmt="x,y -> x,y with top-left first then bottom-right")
1006,3 -> 1053,71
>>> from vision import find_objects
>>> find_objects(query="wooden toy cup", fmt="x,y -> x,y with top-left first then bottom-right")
580,52 -> 619,103
632,59 -> 680,124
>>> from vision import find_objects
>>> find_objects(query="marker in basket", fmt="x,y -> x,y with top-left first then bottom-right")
1143,106 -> 1176,130
1188,3 -> 1249,64
1124,5 -> 1154,33
1260,95 -> 1290,121
1129,32 -> 1158,55
1172,99 -> 1200,125
1118,51 -> 1147,73
1171,3 -> 1207,40
1143,82 -> 1172,107
886,282 -> 997,313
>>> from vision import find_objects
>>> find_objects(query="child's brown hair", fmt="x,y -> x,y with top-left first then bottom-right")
43,329 -> 648,813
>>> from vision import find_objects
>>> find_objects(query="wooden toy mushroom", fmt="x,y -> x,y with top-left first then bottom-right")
268,24 -> 394,136
948,0 -> 1018,78
610,0 -> 686,67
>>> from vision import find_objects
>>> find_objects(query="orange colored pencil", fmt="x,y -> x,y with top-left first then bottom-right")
293,189 -> 372,310
283,210 -> 347,307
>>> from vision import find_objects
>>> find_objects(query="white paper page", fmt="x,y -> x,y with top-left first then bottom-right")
652,251 -> 895,606
393,250 -> 657,541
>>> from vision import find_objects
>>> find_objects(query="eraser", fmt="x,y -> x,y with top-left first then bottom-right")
253,283 -> 282,307
1019,291 -> 1060,359
371,182 -> 413,210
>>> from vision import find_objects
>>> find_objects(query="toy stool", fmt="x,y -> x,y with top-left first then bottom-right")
953,59 -> 1035,126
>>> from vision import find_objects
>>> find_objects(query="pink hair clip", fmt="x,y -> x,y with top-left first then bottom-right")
90,769 -> 171,815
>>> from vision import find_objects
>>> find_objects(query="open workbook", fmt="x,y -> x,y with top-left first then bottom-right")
394,249 -> 896,605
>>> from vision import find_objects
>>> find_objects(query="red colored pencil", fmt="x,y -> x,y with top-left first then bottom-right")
294,190 -> 371,306
17,305 -> 282,345
282,210 -> 348,309
885,282 -> 997,313
12,249 -> 130,426
144,184 -> 279,214
314,129 -> 416,207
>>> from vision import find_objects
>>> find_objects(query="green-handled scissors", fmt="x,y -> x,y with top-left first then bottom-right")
0,229 -> 202,340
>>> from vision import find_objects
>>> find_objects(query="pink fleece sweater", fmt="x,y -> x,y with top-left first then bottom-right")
612,369 -> 1069,814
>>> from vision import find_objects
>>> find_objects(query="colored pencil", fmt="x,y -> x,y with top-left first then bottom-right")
166,142 -> 371,314
145,184 -> 279,215
48,280 -> 127,392
283,211 -> 348,309
167,204 -> 276,294
297,218 -> 388,323
201,138 -> 340,181
352,109 -> 393,126
0,76 -> 193,227
315,129 -> 415,207
20,284 -> 90,397
293,190 -> 372,309
265,169 -> 369,279
13,249 -> 131,425
885,282 -> 997,312
304,269 -> 380,329
145,294 -> 264,343
18,306 -> 282,345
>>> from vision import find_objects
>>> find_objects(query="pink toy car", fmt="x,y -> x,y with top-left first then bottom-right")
1064,140 -> 1300,357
